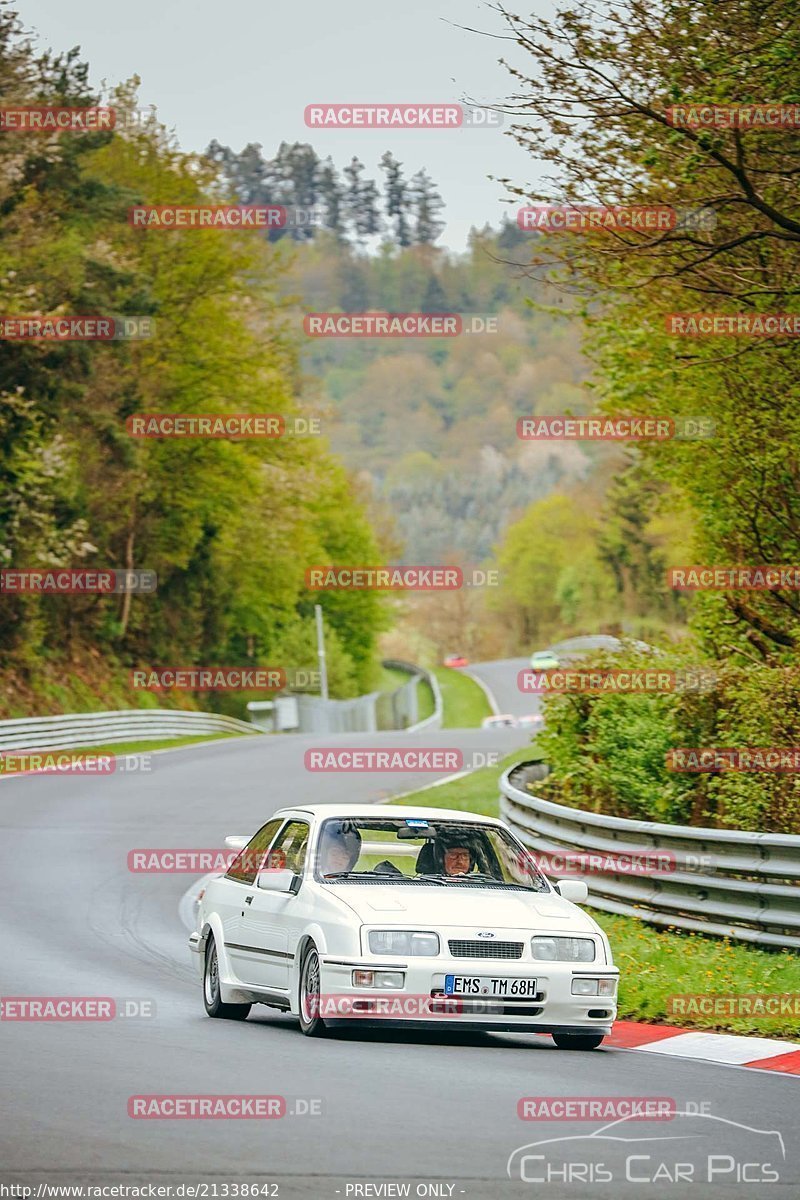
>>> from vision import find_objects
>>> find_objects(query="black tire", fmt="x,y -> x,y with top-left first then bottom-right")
203,935 -> 251,1021
298,943 -> 327,1037
552,1032 -> 604,1050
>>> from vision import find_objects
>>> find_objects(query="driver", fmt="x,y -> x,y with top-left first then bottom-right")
442,843 -> 474,876
318,822 -> 362,877
426,832 -> 479,876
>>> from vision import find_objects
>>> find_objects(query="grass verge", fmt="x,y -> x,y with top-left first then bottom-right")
390,747 -> 800,1037
434,666 -> 492,728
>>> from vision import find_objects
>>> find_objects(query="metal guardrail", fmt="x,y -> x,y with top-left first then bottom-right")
381,659 -> 443,732
0,709 -> 259,751
500,761 -> 800,949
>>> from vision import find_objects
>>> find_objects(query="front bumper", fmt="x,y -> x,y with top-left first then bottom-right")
318,955 -> 618,1033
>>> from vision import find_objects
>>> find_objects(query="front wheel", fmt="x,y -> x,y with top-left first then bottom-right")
203,935 -> 251,1020
298,943 -> 327,1036
552,1032 -> 604,1050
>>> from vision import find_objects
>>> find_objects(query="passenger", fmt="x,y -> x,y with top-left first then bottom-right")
318,823 -> 362,876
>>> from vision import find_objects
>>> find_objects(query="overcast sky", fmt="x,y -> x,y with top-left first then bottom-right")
18,0 -> 545,250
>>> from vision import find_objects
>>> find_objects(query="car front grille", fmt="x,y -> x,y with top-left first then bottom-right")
448,939 -> 524,959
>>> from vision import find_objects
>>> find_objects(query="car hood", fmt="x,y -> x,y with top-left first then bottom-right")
328,883 -> 598,933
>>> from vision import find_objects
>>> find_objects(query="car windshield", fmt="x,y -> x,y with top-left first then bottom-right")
313,817 -> 550,891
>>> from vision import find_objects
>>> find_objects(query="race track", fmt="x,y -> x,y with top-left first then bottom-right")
1,688 -> 797,1198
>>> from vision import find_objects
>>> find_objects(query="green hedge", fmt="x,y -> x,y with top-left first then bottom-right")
535,650 -> 800,832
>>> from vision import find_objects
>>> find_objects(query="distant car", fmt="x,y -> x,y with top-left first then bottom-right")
191,803 -> 618,1045
530,649 -> 560,671
517,713 -> 544,732
481,713 -> 519,729
443,654 -> 469,668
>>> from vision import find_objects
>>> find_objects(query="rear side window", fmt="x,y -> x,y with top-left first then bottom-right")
225,818 -> 283,885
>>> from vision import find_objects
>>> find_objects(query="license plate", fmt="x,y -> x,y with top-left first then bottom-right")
444,975 -> 538,998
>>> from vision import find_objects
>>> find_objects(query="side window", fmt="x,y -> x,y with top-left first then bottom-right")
270,820 -> 310,876
225,818 -> 283,885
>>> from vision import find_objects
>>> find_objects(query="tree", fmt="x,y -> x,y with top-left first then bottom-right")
0,26 -> 390,708
500,0 -> 800,659
317,157 -> 345,238
342,156 -> 382,244
410,168 -> 445,245
379,151 -> 412,247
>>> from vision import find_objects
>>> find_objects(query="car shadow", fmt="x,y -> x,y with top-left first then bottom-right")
245,1010 -> 571,1049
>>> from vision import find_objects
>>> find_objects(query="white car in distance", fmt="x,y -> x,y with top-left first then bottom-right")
190,804 -> 618,1047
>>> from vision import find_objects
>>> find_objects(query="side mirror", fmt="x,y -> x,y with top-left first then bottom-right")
555,878 -> 589,904
256,867 -> 300,894
225,835 -> 249,850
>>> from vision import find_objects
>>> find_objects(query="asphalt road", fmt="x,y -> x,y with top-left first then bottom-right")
464,637 -> 622,718
1,706 -> 798,1198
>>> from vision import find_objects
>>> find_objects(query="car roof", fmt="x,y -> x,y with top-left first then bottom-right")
272,803 -> 503,824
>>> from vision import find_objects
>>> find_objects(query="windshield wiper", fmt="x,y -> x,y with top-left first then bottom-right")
322,871 -> 447,884
421,872 -> 543,890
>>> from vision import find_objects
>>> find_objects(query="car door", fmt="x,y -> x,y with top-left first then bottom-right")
217,818 -> 283,982
238,819 -> 310,990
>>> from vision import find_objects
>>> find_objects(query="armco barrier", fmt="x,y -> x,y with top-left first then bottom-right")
500,761 -> 800,949
380,659 -> 443,733
0,709 -> 259,752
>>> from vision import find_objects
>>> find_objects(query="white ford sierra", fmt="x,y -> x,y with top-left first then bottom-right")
190,804 -> 618,1047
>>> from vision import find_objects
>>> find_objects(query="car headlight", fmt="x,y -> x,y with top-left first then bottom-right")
531,936 -> 596,962
368,930 -> 440,956
571,977 -> 617,996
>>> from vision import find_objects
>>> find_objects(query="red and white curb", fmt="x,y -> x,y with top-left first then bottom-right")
607,1020 -> 800,1076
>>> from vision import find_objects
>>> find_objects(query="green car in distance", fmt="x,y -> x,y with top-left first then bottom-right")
530,649 -> 560,671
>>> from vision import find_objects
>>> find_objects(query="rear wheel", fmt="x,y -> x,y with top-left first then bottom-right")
552,1032 -> 604,1050
298,943 -> 327,1037
203,935 -> 251,1021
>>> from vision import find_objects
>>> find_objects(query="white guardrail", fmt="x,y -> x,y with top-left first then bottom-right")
381,659 -> 443,733
0,709 -> 259,751
500,761 -> 800,950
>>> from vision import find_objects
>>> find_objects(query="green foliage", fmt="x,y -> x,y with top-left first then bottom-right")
536,650 -> 800,833
500,0 -> 800,663
491,493 -> 619,647
0,23 -> 388,710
